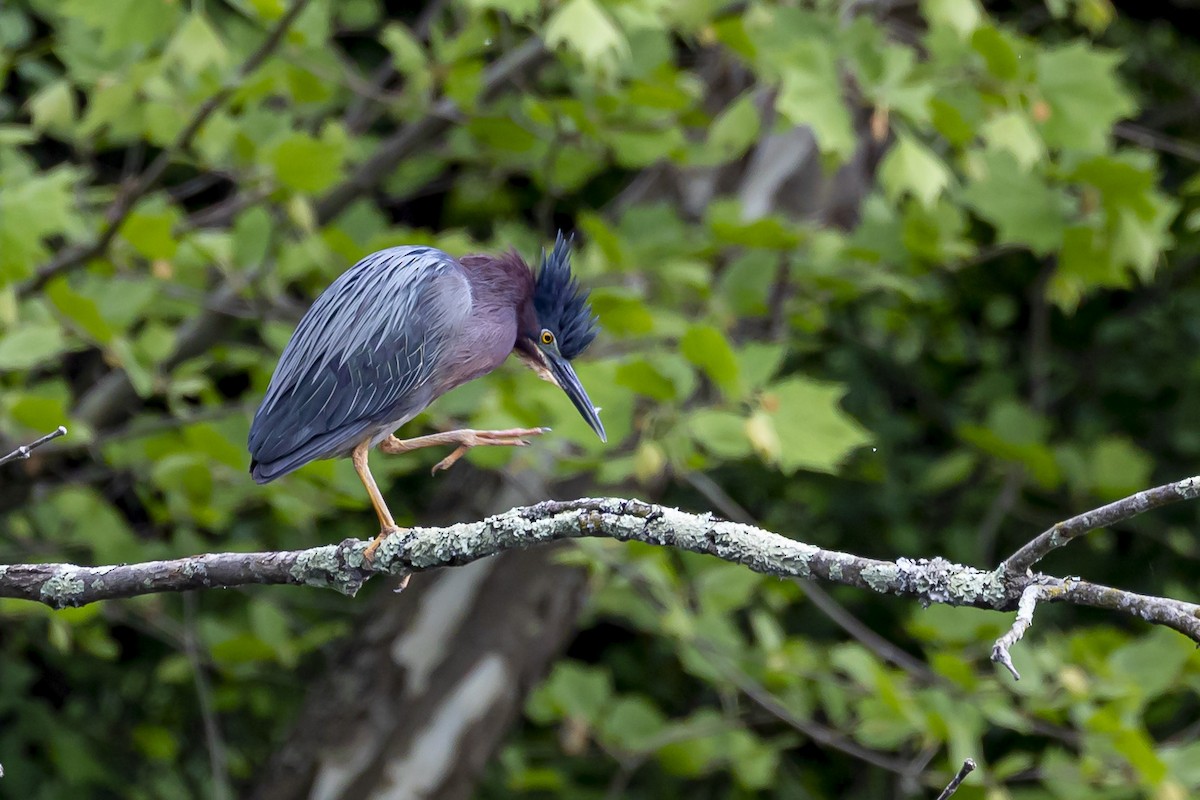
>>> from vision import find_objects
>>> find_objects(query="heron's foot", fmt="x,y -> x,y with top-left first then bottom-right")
363,524 -> 404,565
430,427 -> 550,474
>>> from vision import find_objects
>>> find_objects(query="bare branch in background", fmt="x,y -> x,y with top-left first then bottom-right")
0,426 -> 67,468
935,759 -> 977,800
1003,475 -> 1200,573
3,490 -> 1199,678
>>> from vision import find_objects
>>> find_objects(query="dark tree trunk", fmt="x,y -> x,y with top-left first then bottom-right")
249,471 -> 590,800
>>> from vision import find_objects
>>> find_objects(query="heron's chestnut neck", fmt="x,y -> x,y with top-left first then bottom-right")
460,250 -> 540,339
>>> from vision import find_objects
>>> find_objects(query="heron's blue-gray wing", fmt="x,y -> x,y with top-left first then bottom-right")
248,246 -> 470,482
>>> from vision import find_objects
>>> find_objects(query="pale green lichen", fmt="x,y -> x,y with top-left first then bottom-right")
181,561 -> 208,583
947,568 -> 1007,606
1175,477 -> 1200,500
781,552 -> 812,579
828,561 -> 843,581
40,571 -> 86,608
861,564 -> 899,594
288,546 -> 360,595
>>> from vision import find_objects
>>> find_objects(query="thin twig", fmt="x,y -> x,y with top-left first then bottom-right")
991,584 -> 1049,680
699,640 -> 914,775
588,533 -> 917,775
935,759 -> 977,800
343,0 -> 449,134
1003,475 -> 1200,574
314,36 -> 545,223
17,0 -> 313,298
1115,121 -> 1200,163
0,427 -> 67,467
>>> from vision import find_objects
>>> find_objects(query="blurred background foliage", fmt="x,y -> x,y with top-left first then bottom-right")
2,0 -> 1200,797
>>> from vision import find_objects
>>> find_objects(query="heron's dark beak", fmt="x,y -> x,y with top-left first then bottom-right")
545,352 -> 607,443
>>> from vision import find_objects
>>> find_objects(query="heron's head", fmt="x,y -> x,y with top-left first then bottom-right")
516,232 -> 606,443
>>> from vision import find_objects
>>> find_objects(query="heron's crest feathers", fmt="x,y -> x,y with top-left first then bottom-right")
532,232 -> 598,360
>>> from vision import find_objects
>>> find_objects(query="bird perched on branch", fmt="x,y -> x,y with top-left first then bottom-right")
248,232 -> 605,560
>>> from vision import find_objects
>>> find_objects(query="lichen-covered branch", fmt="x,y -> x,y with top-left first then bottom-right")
991,584 -> 1049,680
1003,475 -> 1200,573
2,499 -> 1198,674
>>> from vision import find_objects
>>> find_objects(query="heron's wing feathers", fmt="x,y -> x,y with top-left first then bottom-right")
248,247 -> 471,479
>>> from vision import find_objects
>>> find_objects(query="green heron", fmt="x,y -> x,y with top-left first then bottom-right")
248,232 -> 604,561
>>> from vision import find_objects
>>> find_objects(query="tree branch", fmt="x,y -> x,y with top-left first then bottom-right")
3,499 -> 1198,681
990,584 -> 1047,680
935,759 -> 976,800
1002,475 -> 1200,573
17,0 -> 313,298
0,426 -> 67,467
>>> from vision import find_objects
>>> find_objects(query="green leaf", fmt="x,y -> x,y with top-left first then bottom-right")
728,730 -> 781,790
879,134 -> 952,208
0,166 -> 81,282
545,0 -> 628,72
0,323 -> 67,370
958,400 -> 1060,487
109,337 -> 155,397
527,661 -> 613,724
1108,627 -> 1195,701
970,25 -> 1022,81
462,0 -> 540,23
961,152 -> 1067,254
688,409 -> 751,459
46,279 -> 114,344
615,359 -> 688,401
1112,198 -> 1176,281
738,342 -> 786,389
268,132 -> 347,194
705,200 -> 804,248
165,13 -> 229,74
774,39 -> 856,161
923,0 -> 981,36
28,80 -> 78,133
655,711 -> 727,777
679,325 -> 741,397
1083,436 -> 1153,501
706,93 -> 760,162
981,110 -> 1044,169
761,377 -> 871,475
131,725 -> 180,762
121,207 -> 180,260
381,22 -> 426,74
603,127 -> 687,169
1036,43 -> 1135,152
597,696 -> 668,753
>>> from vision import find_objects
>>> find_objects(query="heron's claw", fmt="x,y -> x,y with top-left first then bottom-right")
363,524 -> 403,564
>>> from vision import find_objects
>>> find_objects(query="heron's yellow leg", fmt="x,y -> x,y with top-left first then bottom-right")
353,440 -> 406,580
379,427 -> 548,473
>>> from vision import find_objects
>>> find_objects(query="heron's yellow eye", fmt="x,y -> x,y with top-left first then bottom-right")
540,330 -> 555,345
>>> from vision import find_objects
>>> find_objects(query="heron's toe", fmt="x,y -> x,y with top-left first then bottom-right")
363,524 -> 403,564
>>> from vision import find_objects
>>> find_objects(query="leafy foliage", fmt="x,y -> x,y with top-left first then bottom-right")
2,0 -> 1200,798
